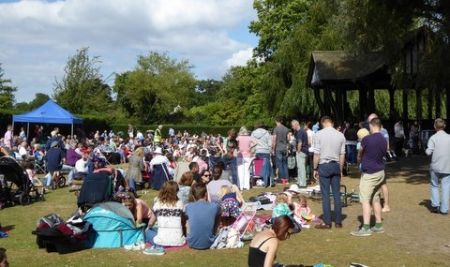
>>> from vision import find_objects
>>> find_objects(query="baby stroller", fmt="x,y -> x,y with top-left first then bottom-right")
77,172 -> 114,212
249,158 -> 265,188
0,156 -> 32,206
231,202 -> 258,240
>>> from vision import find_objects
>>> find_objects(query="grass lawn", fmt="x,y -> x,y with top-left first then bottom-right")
1,156 -> 449,267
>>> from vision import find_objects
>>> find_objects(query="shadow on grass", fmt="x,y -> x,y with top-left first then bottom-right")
0,225 -> 15,231
317,212 -> 348,223
419,199 -> 436,212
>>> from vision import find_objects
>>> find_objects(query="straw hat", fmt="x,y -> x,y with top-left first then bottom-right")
154,147 -> 163,154
287,184 -> 301,194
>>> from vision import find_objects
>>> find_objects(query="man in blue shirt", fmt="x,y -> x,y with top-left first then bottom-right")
351,117 -> 387,237
185,183 -> 221,249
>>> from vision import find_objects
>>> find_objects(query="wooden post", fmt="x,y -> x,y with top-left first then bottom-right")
342,90 -> 348,121
368,88 -> 375,114
389,87 -> 395,119
314,88 -> 326,117
446,87 -> 450,119
435,87 -> 441,118
359,86 -> 368,120
403,88 -> 409,121
427,88 -> 433,120
416,88 -> 422,121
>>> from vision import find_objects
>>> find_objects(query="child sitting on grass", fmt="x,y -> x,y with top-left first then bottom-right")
219,185 -> 242,226
291,196 -> 316,228
24,161 -> 44,195
272,193 -> 292,219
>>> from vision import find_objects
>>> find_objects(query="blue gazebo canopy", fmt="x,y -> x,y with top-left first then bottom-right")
13,99 -> 82,125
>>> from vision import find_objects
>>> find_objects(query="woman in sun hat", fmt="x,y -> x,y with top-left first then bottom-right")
150,147 -> 171,190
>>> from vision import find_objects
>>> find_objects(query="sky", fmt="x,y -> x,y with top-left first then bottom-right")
0,0 -> 258,102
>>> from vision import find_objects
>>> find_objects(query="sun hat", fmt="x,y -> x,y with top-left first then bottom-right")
287,184 -> 301,194
154,147 -> 163,154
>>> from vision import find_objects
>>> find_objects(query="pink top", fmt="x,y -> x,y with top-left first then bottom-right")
135,198 -> 152,219
236,135 -> 252,158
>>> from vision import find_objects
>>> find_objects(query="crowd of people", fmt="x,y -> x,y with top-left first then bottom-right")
1,114 -> 449,265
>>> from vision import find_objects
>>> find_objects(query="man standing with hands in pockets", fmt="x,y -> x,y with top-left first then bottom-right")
313,116 -> 346,229
351,117 -> 387,236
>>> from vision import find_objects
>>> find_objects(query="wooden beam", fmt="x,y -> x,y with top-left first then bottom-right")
416,89 -> 422,121
403,88 -> 409,121
427,88 -> 433,120
342,90 -> 348,121
435,87 -> 441,118
359,86 -> 368,120
314,88 -> 326,117
368,88 -> 375,114
389,87 -> 395,119
446,87 -> 450,120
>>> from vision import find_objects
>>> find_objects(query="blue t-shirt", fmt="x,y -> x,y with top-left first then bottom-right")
185,201 -> 220,249
295,129 -> 309,154
361,133 -> 387,174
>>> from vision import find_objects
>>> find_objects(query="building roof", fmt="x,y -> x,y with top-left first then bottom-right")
306,50 -> 390,89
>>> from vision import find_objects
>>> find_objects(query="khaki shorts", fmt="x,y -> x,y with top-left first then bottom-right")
359,170 -> 385,203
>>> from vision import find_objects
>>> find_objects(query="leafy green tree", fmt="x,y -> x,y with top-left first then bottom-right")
0,63 -> 17,110
250,0 -> 313,58
54,47 -> 112,114
28,93 -> 50,110
113,52 -> 196,123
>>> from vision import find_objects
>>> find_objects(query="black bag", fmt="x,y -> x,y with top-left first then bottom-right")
249,195 -> 272,205
33,227 -> 88,254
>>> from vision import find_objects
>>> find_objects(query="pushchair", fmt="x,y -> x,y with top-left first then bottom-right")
249,158 -> 265,188
0,156 -> 33,206
231,202 -> 258,240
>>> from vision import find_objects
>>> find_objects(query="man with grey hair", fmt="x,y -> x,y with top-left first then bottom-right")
426,118 -> 450,215
313,116 -> 346,229
291,120 -> 308,187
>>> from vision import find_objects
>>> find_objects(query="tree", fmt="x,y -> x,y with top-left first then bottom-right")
249,0 -> 313,58
54,47 -> 112,114
0,63 -> 17,110
28,93 -> 50,110
113,52 -> 196,123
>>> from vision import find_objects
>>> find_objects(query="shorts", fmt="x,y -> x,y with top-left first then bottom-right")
359,170 -> 385,203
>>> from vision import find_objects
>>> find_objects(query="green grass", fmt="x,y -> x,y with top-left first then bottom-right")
1,156 -> 450,267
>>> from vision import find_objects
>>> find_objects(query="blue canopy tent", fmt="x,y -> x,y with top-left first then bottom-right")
12,100 -> 83,137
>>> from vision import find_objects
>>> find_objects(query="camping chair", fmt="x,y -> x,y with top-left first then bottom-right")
231,202 -> 258,239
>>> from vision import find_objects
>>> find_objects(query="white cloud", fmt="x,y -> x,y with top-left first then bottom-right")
225,47 -> 254,68
0,0 -> 257,101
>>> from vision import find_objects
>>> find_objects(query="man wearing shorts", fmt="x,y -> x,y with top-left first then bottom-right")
351,118 -> 387,236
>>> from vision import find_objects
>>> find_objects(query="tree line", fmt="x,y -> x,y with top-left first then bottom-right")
1,0 -> 449,126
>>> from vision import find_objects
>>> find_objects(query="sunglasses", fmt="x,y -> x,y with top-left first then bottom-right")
203,174 -> 210,177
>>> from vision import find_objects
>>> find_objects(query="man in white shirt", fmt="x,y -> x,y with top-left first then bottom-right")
425,118 -> 450,215
3,125 -> 13,150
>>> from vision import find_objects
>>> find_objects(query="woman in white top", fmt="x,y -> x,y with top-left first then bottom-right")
146,181 -> 186,247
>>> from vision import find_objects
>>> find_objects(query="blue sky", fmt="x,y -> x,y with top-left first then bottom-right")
0,0 -> 258,102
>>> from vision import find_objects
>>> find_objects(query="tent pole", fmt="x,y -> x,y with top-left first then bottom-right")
71,124 -> 74,137
27,123 -> 29,141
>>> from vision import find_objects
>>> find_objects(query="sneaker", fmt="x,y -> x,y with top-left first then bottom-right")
124,242 -> 146,251
143,246 -> 165,256
371,226 -> 385,233
350,227 -> 372,237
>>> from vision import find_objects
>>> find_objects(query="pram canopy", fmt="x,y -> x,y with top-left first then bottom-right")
83,202 -> 144,248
